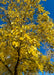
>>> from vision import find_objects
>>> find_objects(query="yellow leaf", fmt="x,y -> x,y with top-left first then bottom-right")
12,41 -> 19,47
17,0 -> 20,3
20,37 -> 24,40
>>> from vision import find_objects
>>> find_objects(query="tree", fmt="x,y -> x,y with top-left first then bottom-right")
0,0 -> 54,75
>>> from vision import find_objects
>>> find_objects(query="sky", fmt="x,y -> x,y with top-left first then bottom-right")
39,0 -> 54,55
41,0 -> 54,20
38,0 -> 54,74
0,0 -> 54,75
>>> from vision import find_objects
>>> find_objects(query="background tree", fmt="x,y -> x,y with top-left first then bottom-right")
0,0 -> 54,75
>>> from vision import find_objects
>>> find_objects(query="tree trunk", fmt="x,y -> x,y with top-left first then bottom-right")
24,72 -> 27,75
14,47 -> 20,75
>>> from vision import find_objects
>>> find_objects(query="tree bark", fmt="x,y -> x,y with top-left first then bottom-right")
14,32 -> 22,75
14,47 -> 20,75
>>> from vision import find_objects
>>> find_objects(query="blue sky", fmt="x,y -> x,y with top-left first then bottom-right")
39,0 -> 54,74
0,0 -> 54,25
41,0 -> 54,20
40,0 -> 54,54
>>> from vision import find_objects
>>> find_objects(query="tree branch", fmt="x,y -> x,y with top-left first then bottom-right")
0,59 -> 13,74
0,8 -> 11,26
14,42 -> 21,75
